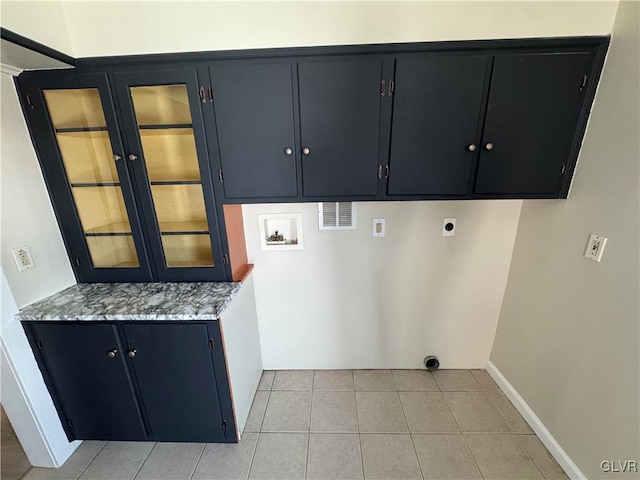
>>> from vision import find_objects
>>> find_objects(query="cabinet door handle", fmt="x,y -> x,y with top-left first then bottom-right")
484,142 -> 494,151
107,349 -> 117,358
384,165 -> 390,179
466,144 -> 477,152
377,164 -> 383,179
127,349 -> 137,358
128,154 -> 138,161
284,147 -> 293,156
302,147 -> 311,155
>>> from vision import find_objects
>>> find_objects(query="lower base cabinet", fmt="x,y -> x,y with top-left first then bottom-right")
24,321 -> 237,443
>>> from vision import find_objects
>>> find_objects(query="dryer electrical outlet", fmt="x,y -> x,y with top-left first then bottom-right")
442,218 -> 456,236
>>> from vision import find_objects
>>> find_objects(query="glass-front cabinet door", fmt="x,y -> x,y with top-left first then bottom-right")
22,73 -> 153,282
113,70 -> 225,281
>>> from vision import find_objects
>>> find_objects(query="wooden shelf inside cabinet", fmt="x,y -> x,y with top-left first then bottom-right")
55,126 -> 109,133
84,222 -> 133,236
70,182 -> 121,188
158,220 -> 209,235
149,180 -> 202,186
112,261 -> 140,268
138,123 -> 193,130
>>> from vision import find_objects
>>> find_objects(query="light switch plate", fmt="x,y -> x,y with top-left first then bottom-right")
584,234 -> 607,262
373,218 -> 385,237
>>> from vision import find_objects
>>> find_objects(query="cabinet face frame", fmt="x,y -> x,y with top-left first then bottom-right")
118,322 -> 233,442
207,61 -> 299,199
19,36 -> 609,251
474,51 -> 596,195
111,69 -> 227,281
385,52 -> 493,197
16,72 -> 154,282
296,55 -> 388,198
22,322 -> 149,441
23,320 -> 238,443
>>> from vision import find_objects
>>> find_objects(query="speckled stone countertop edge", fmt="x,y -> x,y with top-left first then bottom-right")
15,281 -> 243,322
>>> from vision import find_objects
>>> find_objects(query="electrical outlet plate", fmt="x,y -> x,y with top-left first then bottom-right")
442,217 -> 456,236
11,246 -> 34,271
372,218 -> 385,237
584,234 -> 607,262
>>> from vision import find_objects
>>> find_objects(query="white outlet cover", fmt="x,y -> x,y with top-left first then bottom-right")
11,246 -> 34,271
584,234 -> 607,262
372,218 -> 385,237
442,217 -> 457,236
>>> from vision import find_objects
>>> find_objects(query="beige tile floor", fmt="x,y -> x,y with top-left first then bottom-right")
23,370 -> 569,480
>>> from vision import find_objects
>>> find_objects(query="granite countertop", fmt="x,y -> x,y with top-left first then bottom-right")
16,282 -> 242,321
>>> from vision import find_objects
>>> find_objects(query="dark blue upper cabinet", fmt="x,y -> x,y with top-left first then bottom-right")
387,55 -> 490,196
112,69 -> 227,281
475,52 -> 594,196
18,72 -> 154,283
298,58 -> 383,197
209,63 -> 298,199
17,39 -> 608,283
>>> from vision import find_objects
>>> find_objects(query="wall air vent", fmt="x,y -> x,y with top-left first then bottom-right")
318,202 -> 357,230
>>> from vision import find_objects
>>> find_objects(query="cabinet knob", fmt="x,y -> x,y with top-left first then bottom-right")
107,349 -> 117,358
128,154 -> 138,161
302,147 -> 311,155
466,144 -> 477,152
284,147 -> 293,156
113,154 -> 122,161
484,142 -> 494,151
128,349 -> 137,358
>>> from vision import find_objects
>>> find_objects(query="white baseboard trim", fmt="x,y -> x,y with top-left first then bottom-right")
486,361 -> 586,480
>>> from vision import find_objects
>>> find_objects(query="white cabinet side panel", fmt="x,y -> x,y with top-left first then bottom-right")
219,273 -> 262,437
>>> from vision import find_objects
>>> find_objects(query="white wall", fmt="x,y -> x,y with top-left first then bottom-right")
58,1 -> 618,57
1,269 -> 80,467
0,1 -> 73,56
0,0 -> 624,470
1,73 -> 76,308
0,72 -> 78,465
244,201 -> 521,369
490,1 -> 639,478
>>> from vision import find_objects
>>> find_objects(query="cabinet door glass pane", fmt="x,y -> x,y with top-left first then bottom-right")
43,89 -> 140,268
129,85 -> 213,268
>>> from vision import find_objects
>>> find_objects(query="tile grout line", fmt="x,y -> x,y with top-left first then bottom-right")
257,389 -> 272,432
440,390 -> 486,480
397,389 -> 425,480
482,378 -> 543,477
248,370 -> 271,479
484,387 -> 518,434
466,369 -> 549,479
245,432 -> 260,480
352,370 -> 366,480
513,433 -> 549,480
75,440 -> 110,480
187,442 -> 207,480
485,388 -> 535,436
131,442 -> 156,480
304,371 -> 314,479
